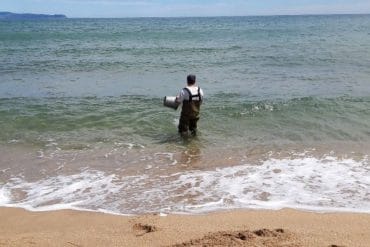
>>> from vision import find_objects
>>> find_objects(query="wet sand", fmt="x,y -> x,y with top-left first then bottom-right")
1,207 -> 370,246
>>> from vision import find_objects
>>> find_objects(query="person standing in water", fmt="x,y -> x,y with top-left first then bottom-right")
176,74 -> 204,136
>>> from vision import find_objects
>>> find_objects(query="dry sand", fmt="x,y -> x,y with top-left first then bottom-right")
0,207 -> 369,246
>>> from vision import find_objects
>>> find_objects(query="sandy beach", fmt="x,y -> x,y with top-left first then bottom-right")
0,207 -> 369,246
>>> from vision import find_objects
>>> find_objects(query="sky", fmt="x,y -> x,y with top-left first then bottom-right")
1,0 -> 370,18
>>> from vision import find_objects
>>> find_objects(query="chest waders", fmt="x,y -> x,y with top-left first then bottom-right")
178,87 -> 202,135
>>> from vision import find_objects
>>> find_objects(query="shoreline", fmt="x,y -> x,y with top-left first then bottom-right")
1,207 -> 370,246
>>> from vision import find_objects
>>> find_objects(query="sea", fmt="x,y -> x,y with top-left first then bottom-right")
1,15 -> 370,215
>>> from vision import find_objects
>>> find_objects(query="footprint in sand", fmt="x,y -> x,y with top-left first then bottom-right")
132,223 -> 157,237
253,228 -> 284,237
170,228 -> 299,247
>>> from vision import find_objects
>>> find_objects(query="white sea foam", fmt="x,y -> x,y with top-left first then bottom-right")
175,156 -> 370,213
1,155 -> 369,215
7,139 -> 19,144
0,187 -> 10,204
1,170 -> 125,213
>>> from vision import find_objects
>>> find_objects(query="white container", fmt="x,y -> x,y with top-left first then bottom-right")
163,96 -> 180,110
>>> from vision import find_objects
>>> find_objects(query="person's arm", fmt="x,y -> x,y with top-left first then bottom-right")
176,89 -> 186,103
200,88 -> 204,104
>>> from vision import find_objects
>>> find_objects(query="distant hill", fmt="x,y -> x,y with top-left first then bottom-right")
0,12 -> 67,20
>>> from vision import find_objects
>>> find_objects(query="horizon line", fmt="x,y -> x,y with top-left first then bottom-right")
2,11 -> 370,19
68,12 -> 370,18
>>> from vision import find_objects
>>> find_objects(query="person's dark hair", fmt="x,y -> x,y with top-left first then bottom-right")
187,74 -> 196,85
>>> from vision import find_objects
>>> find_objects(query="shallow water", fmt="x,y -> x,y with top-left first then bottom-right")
1,15 -> 370,214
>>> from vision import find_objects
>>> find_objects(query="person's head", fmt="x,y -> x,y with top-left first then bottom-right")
187,74 -> 196,85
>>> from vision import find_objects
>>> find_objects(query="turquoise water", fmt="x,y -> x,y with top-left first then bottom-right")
1,15 -> 370,214
1,95 -> 370,149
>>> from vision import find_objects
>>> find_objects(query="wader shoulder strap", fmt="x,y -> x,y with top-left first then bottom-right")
183,87 -> 192,102
183,87 -> 202,102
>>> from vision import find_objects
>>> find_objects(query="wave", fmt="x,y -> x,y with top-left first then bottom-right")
1,154 -> 369,215
1,95 -> 370,146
